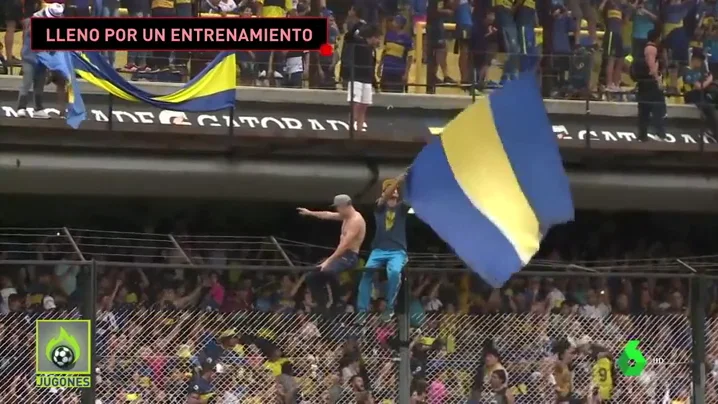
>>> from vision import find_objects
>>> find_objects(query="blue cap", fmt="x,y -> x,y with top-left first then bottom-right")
321,8 -> 333,17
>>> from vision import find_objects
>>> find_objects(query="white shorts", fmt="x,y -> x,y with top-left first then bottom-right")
347,81 -> 373,105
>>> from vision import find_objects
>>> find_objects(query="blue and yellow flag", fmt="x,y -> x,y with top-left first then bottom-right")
72,51 -> 236,112
406,75 -> 574,287
36,51 -> 87,129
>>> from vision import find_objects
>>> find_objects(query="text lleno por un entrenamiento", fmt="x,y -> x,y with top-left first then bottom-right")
45,27 -> 314,44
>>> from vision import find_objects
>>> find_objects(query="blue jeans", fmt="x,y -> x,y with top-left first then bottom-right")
496,9 -> 520,81
173,4 -> 192,66
127,11 -> 147,67
101,7 -> 121,67
306,251 -> 359,309
357,249 -> 408,313
518,24 -> 538,72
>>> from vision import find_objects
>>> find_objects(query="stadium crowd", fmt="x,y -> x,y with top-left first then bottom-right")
0,210 -> 716,403
3,0 -> 718,101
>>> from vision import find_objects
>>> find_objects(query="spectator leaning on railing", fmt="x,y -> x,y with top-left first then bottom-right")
379,14 -> 413,93
344,24 -> 382,132
15,3 -> 66,120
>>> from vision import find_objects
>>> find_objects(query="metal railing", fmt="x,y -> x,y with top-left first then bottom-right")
1,52 -> 709,151
4,227 -> 718,275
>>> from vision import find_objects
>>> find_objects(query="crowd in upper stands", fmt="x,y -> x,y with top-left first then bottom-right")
1,211 -> 718,402
3,0 -> 718,102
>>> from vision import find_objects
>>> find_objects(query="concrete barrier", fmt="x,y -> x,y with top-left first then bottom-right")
0,74 -> 701,118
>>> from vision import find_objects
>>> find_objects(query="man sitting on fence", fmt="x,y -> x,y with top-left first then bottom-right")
297,195 -> 366,312
357,174 -> 410,323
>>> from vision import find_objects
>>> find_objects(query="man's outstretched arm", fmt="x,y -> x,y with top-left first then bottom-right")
377,172 -> 407,206
297,207 -> 342,220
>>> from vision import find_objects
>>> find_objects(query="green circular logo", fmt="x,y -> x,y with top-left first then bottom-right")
617,339 -> 647,376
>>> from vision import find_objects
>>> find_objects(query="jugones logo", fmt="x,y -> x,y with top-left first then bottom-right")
35,320 -> 92,389
47,327 -> 81,370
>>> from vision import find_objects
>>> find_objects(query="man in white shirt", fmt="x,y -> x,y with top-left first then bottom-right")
579,289 -> 608,319
284,50 -> 308,88
54,263 -> 80,298
546,278 -> 566,310
0,275 -> 17,315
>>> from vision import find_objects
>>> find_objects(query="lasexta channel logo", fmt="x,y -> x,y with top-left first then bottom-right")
617,339 -> 648,376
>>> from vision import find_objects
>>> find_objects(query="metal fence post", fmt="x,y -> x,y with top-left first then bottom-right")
228,106 -> 235,138
425,0 -> 439,94
584,85 -> 591,149
81,260 -> 98,404
107,94 -> 114,132
349,43 -> 356,139
699,90 -> 706,153
397,271 -> 411,404
691,275 -> 707,404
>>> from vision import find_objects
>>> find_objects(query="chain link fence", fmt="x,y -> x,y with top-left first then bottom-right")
0,307 -> 83,404
87,308 -> 694,403
0,244 -> 708,404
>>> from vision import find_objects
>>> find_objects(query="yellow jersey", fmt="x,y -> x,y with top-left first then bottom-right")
257,0 -> 293,17
264,357 -> 289,376
151,0 -> 174,9
592,357 -> 613,400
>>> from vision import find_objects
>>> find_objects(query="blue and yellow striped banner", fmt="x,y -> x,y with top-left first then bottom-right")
406,75 -> 574,287
72,51 -> 236,112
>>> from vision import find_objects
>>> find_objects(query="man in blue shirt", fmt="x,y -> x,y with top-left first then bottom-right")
683,50 -> 712,96
600,0 -> 627,90
493,0 -> 520,82
682,50 -> 718,134
630,0 -> 659,60
188,362 -> 217,404
516,0 -> 538,72
551,5 -> 576,91
357,173 -> 410,322
699,4 -> 718,76
16,4 -> 65,120
380,15 -> 413,92
453,0 -> 474,83
663,0 -> 698,92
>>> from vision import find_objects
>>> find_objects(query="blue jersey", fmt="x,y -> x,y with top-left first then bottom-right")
516,0 -> 537,26
413,0 -> 427,18
21,25 -> 37,64
188,375 -> 215,402
455,0 -> 473,29
683,65 -> 709,91
382,31 -> 413,73
371,202 -> 409,251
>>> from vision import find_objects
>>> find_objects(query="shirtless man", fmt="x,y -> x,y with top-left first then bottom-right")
297,194 -> 366,310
